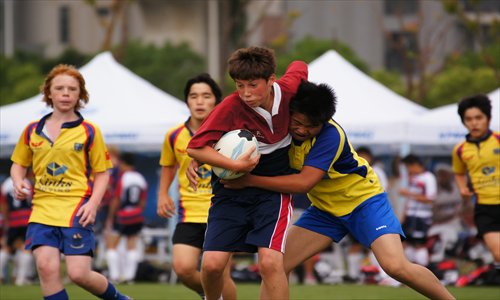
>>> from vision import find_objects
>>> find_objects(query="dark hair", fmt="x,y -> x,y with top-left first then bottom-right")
289,80 -> 337,125
401,154 -> 423,166
228,47 -> 276,81
457,94 -> 491,123
183,73 -> 222,104
356,146 -> 373,158
119,152 -> 135,166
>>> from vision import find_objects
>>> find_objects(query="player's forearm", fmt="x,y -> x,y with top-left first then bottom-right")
454,174 -> 468,190
247,173 -> 314,194
454,174 -> 472,198
10,163 -> 27,187
89,171 -> 110,206
158,166 -> 175,197
187,146 -> 242,172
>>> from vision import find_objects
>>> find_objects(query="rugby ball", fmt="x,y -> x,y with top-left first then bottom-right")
212,129 -> 259,179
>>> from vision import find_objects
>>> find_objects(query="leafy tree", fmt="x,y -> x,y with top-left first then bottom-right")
441,0 -> 500,80
0,57 -> 43,106
275,36 -> 370,76
425,66 -> 497,107
119,41 -> 206,99
0,49 -> 94,106
40,49 -> 93,73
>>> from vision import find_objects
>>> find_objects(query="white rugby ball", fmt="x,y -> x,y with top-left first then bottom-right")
212,129 -> 259,179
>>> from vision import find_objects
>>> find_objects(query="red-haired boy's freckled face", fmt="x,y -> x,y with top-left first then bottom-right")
463,107 -> 489,139
49,74 -> 80,113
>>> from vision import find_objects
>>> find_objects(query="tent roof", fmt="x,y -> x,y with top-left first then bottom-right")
0,52 -> 189,155
308,50 -> 427,146
408,88 -> 499,145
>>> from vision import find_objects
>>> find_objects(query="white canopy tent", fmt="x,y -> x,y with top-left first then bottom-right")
0,52 -> 189,156
308,50 -> 428,154
407,88 -> 500,148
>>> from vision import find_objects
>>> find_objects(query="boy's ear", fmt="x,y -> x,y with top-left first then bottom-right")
268,74 -> 276,84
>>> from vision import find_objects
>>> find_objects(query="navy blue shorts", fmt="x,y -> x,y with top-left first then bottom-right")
25,223 -> 95,256
295,193 -> 405,249
203,192 -> 293,253
6,226 -> 27,248
112,222 -> 143,236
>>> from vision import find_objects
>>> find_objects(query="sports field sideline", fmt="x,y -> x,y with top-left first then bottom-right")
0,283 -> 498,300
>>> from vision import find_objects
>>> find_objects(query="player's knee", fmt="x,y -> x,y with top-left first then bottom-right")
259,255 -> 282,278
201,259 -> 225,277
173,262 -> 197,279
380,259 -> 406,279
36,257 -> 59,278
67,268 -> 89,285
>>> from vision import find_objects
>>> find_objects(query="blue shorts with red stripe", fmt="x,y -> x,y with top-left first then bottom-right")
25,223 -> 95,256
295,193 -> 405,249
203,192 -> 293,253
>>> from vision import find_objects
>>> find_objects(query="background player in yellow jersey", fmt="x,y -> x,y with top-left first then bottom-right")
157,73 -> 236,299
10,65 -> 130,300
221,80 -> 454,299
452,94 -> 500,276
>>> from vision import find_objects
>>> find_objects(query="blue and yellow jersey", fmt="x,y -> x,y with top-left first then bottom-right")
11,112 -> 112,228
160,120 -> 212,223
452,130 -> 500,205
289,120 -> 384,217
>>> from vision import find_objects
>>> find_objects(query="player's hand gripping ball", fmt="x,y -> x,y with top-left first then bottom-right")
212,129 -> 259,179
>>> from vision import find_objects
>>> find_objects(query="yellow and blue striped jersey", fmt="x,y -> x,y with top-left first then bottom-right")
11,112 -> 112,227
160,120 -> 212,223
452,131 -> 500,205
289,119 -> 384,216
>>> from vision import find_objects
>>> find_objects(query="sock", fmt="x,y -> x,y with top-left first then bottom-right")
347,252 -> 364,279
98,281 -> 129,300
15,251 -> 34,285
414,247 -> 429,266
106,249 -> 120,282
124,250 -> 140,282
0,250 -> 9,281
44,289 -> 69,300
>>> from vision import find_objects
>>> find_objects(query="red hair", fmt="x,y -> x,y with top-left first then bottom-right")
40,64 -> 89,110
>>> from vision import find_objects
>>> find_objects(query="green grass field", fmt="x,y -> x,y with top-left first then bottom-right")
0,283 -> 499,300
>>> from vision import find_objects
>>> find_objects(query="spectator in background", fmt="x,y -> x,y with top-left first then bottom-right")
95,146 -> 121,236
453,94 -> 500,276
157,73 -> 236,299
427,163 -> 463,264
400,154 -> 437,268
93,146 -> 121,270
106,152 -> 147,284
387,155 -> 404,218
357,147 -> 388,190
0,173 -> 34,285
